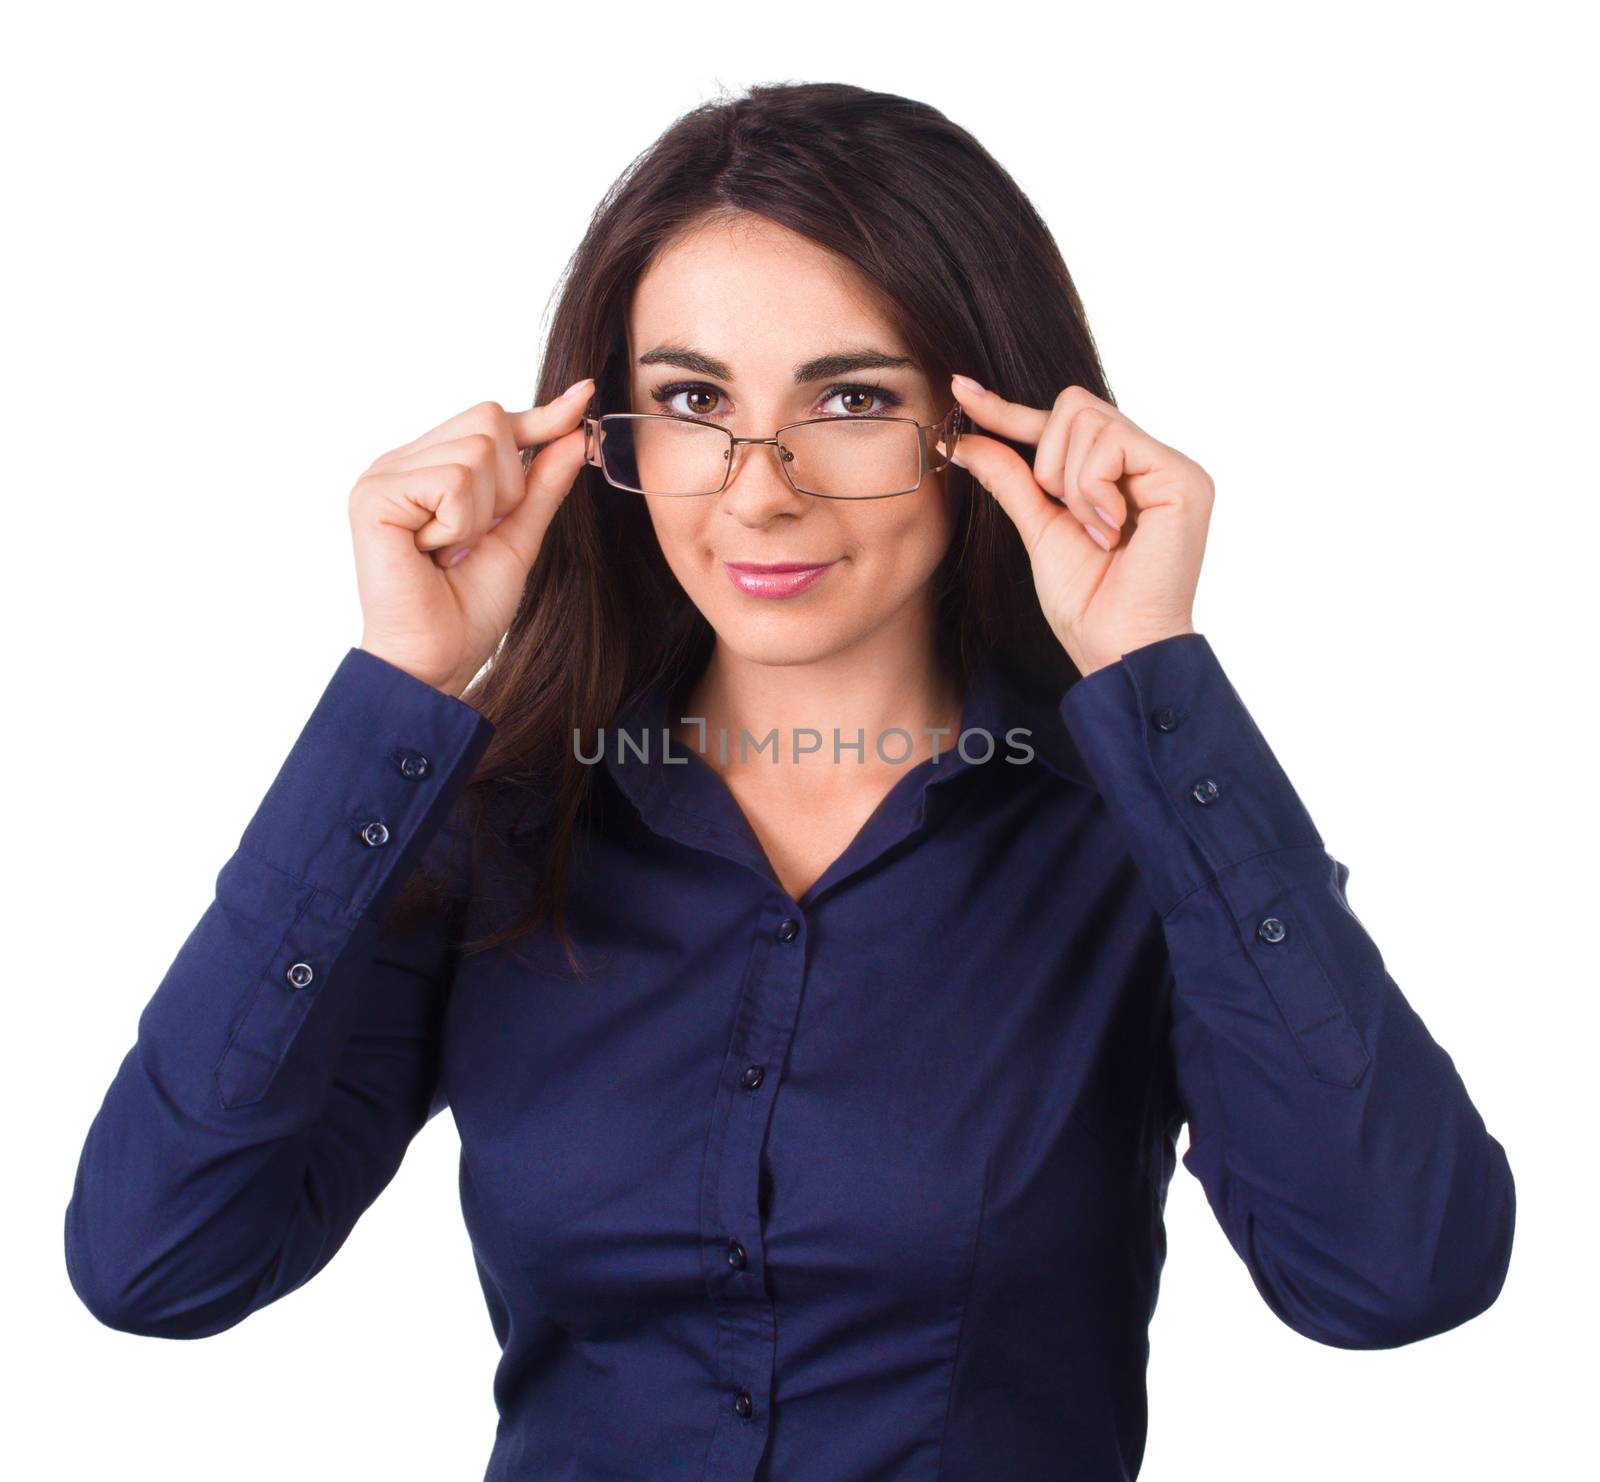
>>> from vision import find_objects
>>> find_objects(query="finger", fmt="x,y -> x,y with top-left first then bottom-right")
951,432 -> 1081,554
505,377 -> 596,451
1035,398 -> 1104,506
948,374 -> 1052,448
378,432 -> 499,478
367,400 -> 509,472
487,424 -> 589,571
1060,415 -> 1124,549
366,382 -> 592,509
355,463 -> 481,556
1078,428 -> 1134,534
368,434 -> 497,561
370,406 -> 548,537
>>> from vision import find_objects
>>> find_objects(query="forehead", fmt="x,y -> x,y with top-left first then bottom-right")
627,215 -> 911,374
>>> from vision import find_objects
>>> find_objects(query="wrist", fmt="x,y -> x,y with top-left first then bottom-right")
1067,623 -> 1197,679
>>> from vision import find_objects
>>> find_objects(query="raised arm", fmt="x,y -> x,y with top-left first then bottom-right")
64,646 -> 495,1338
1059,631 -> 1515,1349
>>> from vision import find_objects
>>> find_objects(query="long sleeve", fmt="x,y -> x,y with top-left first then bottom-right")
63,646 -> 495,1339
1058,631 -> 1515,1350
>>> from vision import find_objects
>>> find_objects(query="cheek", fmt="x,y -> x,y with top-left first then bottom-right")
644,503 -> 707,577
849,493 -> 954,584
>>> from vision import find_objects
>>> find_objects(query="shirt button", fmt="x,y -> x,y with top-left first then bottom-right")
396,750 -> 431,780
359,820 -> 391,847
1151,705 -> 1181,732
776,918 -> 800,942
732,1389 -> 753,1419
725,1238 -> 746,1270
1257,916 -> 1288,945
740,1065 -> 765,1091
285,961 -> 315,990
1190,777 -> 1220,805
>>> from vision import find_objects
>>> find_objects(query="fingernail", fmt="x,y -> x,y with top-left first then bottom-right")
950,450 -> 968,468
559,377 -> 594,399
489,515 -> 506,530
951,373 -> 985,394
1093,504 -> 1122,530
1084,522 -> 1111,551
445,544 -> 475,567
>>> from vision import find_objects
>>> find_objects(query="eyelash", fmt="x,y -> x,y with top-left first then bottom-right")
648,379 -> 906,420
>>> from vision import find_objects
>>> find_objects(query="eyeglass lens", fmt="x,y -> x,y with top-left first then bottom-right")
597,416 -> 925,498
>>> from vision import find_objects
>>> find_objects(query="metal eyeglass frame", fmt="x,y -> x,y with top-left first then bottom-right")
577,401 -> 970,500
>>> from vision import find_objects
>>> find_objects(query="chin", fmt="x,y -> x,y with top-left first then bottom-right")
704,603 -> 861,669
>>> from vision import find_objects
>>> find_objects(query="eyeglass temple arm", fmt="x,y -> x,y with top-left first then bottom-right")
924,404 -> 969,474
581,414 -> 602,470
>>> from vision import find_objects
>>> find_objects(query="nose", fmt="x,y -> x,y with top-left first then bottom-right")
718,436 -> 810,521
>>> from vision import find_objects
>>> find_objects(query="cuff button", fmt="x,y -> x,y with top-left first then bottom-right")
397,750 -> 431,779
285,961 -> 315,989
1256,917 -> 1288,945
360,820 -> 391,847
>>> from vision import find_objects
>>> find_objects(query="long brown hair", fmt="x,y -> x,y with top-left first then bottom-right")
385,80 -> 1115,972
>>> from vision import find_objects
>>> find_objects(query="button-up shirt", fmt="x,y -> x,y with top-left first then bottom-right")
63,632 -> 1516,1481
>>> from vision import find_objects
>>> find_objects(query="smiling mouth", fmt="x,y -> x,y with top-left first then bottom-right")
722,559 -> 839,599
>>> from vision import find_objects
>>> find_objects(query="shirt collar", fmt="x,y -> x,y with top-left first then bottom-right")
599,644 -> 1090,829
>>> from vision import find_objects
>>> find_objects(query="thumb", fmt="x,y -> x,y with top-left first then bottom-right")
952,432 -> 1060,549
493,425 -> 588,571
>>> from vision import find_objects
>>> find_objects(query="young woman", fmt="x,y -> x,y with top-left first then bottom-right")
64,81 -> 1514,1481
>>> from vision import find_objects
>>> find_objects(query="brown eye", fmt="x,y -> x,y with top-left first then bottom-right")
684,388 -> 719,414
839,388 -> 875,413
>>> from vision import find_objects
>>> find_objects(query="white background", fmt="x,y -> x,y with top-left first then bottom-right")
7,1 -> 1591,1477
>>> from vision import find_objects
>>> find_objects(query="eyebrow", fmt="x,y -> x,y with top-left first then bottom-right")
637,344 -> 918,383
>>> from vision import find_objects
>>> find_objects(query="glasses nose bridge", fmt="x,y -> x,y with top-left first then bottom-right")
723,430 -> 797,492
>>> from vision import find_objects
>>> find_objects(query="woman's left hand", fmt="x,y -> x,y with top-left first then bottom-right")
948,377 -> 1212,678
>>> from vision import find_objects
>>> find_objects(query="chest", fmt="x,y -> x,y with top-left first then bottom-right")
440,780 -> 1174,1338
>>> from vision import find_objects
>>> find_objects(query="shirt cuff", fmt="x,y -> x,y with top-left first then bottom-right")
1057,632 -> 1324,919
198,647 -> 493,1108
237,646 -> 495,924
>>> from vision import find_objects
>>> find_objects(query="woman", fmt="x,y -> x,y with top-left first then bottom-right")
64,81 -> 1514,1480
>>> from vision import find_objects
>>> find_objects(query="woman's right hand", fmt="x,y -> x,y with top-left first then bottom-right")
349,377 -> 595,698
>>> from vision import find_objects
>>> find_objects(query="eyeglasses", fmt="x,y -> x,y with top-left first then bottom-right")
577,402 -> 969,500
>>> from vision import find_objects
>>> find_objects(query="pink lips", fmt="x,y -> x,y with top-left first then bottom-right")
723,560 -> 838,599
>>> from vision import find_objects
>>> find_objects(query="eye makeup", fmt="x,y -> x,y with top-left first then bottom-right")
646,379 -> 907,421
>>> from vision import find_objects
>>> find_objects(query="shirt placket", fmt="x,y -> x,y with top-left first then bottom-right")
694,899 -> 806,1477
601,670 -> 1006,1479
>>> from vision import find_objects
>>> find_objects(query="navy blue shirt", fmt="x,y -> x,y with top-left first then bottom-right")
64,632 -> 1515,1481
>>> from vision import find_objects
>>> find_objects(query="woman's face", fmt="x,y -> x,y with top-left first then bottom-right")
625,213 -> 956,669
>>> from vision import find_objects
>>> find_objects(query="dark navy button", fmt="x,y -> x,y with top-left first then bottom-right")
1257,917 -> 1288,945
1190,778 -> 1220,805
732,1389 -> 753,1419
1151,705 -> 1181,732
725,1238 -> 746,1270
397,750 -> 431,779
740,1065 -> 765,1091
777,918 -> 800,942
285,961 -> 315,990
359,820 -> 391,847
